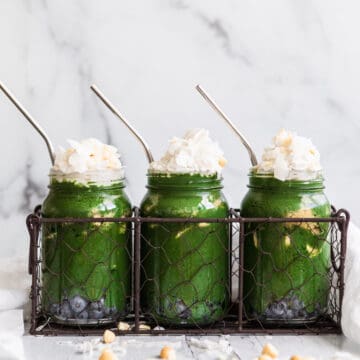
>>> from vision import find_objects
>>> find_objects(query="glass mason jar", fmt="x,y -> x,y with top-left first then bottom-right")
41,173 -> 132,325
140,173 -> 230,326
241,173 -> 331,324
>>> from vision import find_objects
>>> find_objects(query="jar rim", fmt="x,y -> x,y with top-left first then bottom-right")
49,169 -> 125,188
146,172 -> 223,190
49,175 -> 126,191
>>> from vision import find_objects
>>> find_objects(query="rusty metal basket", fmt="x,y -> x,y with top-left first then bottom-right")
26,206 -> 349,336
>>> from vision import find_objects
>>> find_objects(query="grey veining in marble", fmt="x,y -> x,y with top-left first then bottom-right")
0,0 -> 359,258
21,334 -> 360,360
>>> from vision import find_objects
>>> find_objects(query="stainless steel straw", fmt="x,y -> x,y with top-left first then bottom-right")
0,81 -> 55,164
196,84 -> 258,166
90,84 -> 154,163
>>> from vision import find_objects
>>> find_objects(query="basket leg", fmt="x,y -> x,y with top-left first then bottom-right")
336,209 -> 350,322
238,218 -> 244,331
133,207 -> 141,333
26,213 -> 41,335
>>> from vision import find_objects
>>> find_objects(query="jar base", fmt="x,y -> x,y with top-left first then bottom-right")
51,315 -> 119,326
257,316 -> 320,326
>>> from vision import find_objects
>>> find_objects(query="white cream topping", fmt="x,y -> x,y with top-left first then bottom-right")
254,129 -> 322,181
51,138 -> 124,185
149,128 -> 227,175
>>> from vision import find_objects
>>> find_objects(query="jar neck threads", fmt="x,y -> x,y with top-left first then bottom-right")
247,174 -> 325,191
146,173 -> 223,191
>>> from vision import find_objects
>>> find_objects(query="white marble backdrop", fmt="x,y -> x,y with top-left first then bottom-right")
0,0 -> 359,258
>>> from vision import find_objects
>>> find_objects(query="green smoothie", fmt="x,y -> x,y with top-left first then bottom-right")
241,173 -> 331,323
140,173 -> 230,326
41,176 -> 132,325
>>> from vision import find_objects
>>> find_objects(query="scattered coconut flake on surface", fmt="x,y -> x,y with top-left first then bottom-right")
117,321 -> 131,331
153,326 -> 166,331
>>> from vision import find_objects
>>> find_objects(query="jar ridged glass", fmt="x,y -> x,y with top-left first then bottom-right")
41,175 -> 131,325
241,173 -> 331,323
140,173 -> 230,326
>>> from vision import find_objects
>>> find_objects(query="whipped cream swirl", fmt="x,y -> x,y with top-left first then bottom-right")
149,128 -> 227,175
51,138 -> 124,185
254,129 -> 322,181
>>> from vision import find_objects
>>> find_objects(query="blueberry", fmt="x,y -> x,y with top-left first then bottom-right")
89,298 -> 105,311
175,299 -> 192,319
175,299 -> 187,312
291,297 -> 301,310
272,301 -> 287,317
69,295 -> 88,314
88,309 -> 104,319
104,307 -> 117,316
285,309 -> 294,319
48,303 -> 60,315
76,310 -> 89,319
60,300 -> 73,318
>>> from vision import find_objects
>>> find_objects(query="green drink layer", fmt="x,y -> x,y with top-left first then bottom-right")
41,178 -> 132,325
241,174 -> 331,323
140,173 -> 230,326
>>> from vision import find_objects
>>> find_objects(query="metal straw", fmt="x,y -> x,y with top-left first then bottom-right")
0,81 -> 55,164
90,84 -> 154,163
196,84 -> 258,166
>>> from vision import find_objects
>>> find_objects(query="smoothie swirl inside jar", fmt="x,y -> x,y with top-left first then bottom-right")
141,129 -> 230,326
42,138 -> 131,325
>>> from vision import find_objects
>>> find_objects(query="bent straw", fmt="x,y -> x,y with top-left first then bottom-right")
90,84 -> 154,163
196,84 -> 258,166
0,81 -> 55,164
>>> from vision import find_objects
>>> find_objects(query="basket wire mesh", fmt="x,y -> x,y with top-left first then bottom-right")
26,206 -> 349,335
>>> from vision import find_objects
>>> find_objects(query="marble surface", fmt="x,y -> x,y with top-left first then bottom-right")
20,334 -> 360,360
0,0 -> 359,258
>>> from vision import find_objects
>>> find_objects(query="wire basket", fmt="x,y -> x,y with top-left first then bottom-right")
26,206 -> 349,335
